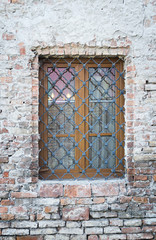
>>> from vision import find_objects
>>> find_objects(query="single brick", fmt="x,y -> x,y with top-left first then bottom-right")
122,227 -> 142,233
90,211 -> 117,219
104,226 -> 121,234
1,214 -> 14,220
133,197 -> 148,203
93,198 -> 105,204
134,154 -> 156,161
17,237 -> 43,240
66,221 -> 81,228
64,184 -> 91,198
0,157 -> 9,163
91,204 -> 108,212
30,228 -> 57,235
110,219 -> 123,226
70,235 -> 86,240
11,221 -> 37,228
45,236 -> 69,240
61,198 -> 76,205
124,219 -> 142,226
11,192 -> 37,198
1,200 -> 14,206
77,198 -> 93,205
126,233 -> 153,239
88,236 -> 98,240
0,222 -> 10,228
0,178 -> 15,184
38,220 -> 65,228
36,198 -> 60,206
59,228 -> 83,234
82,219 -> 108,227
63,207 -> 89,221
99,234 -> 126,240
0,207 -> 8,213
85,228 -> 103,235
39,184 -> 63,197
92,183 -> 119,196
111,203 -> 128,211
2,229 -> 29,235
143,218 -> 156,225
44,206 -> 58,213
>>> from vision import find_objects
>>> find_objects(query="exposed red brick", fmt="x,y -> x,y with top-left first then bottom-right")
133,197 -> 148,204
92,183 -> 119,196
134,175 -> 148,181
39,184 -> 63,197
17,237 -> 43,240
127,233 -> 153,240
0,77 -> 13,83
153,175 -> 156,181
1,200 -> 14,206
120,196 -> 132,203
64,184 -> 91,198
149,197 -> 156,203
0,178 -> 15,184
133,182 -> 150,188
0,157 -> 9,163
15,64 -> 23,69
37,214 -> 44,220
63,206 -> 89,221
60,198 -> 76,206
0,207 -> 8,213
11,192 -> 37,198
122,227 -> 142,233
77,198 -> 92,205
2,33 -> 15,40
44,206 -> 58,214
18,42 -> 26,55
127,65 -> 136,72
3,172 -> 9,178
88,235 -> 99,240
127,79 -> 134,84
0,214 -> 14,220
93,198 -> 105,204
0,128 -> 9,134
127,169 -> 139,175
11,206 -> 27,214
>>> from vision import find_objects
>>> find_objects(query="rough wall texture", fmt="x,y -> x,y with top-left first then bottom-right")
0,0 -> 156,239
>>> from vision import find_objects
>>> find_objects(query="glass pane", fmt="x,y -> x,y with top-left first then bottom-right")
88,68 -> 115,134
47,67 -> 75,135
88,68 -> 116,168
89,68 -> 115,100
89,136 -> 116,169
47,67 -> 75,170
48,137 -> 75,169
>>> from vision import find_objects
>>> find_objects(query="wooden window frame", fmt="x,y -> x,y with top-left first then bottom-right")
39,58 -> 124,180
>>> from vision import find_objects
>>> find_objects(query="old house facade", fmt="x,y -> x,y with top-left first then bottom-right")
0,0 -> 156,239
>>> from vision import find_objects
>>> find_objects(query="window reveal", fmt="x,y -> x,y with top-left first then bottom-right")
39,58 -> 124,180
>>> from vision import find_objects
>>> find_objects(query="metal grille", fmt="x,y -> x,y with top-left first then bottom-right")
39,57 -> 125,180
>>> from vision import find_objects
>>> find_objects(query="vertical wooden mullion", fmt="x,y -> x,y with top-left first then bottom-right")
115,61 -> 124,171
85,67 -> 90,168
75,65 -> 85,171
39,64 -> 48,172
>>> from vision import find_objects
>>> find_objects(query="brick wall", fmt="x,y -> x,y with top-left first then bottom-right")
0,0 -> 156,239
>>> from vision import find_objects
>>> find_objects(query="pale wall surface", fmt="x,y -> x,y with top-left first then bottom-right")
0,0 -> 156,239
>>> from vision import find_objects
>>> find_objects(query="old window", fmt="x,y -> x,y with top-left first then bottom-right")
39,57 -> 124,180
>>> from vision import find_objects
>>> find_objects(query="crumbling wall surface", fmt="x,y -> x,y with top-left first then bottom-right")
0,0 -> 156,239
